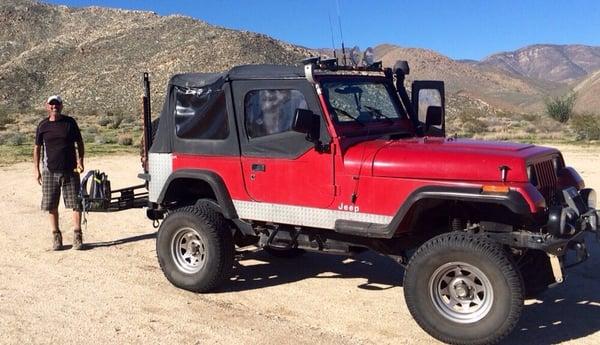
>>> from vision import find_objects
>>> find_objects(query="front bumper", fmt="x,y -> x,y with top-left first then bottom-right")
491,187 -> 599,285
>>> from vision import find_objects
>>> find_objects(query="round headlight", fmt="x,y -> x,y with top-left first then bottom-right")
580,188 -> 596,209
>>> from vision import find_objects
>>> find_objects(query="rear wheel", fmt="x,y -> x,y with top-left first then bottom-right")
403,233 -> 523,345
156,205 -> 234,292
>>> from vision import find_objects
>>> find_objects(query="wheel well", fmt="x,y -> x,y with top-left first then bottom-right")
397,198 -> 521,246
162,178 -> 217,207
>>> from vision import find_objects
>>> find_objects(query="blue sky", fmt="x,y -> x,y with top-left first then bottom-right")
46,0 -> 600,60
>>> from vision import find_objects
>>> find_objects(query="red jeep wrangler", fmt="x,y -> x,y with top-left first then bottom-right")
108,58 -> 599,344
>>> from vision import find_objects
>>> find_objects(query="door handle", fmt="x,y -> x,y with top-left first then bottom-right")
251,163 -> 266,172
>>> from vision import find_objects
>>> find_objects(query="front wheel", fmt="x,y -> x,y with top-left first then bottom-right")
403,233 -> 524,345
156,205 -> 234,292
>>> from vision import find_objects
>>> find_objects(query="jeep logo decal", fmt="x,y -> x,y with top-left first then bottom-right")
338,202 -> 360,213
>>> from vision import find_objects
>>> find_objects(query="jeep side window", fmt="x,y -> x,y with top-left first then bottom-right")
244,89 -> 308,139
174,86 -> 229,140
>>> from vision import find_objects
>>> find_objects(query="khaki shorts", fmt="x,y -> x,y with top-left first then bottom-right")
41,171 -> 81,211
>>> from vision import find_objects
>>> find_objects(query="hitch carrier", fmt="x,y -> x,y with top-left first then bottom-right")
83,184 -> 149,213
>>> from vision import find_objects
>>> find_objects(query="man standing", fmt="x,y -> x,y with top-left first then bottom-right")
33,95 -> 85,250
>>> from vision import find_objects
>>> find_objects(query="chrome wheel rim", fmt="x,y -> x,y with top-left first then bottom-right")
428,261 -> 493,324
171,227 -> 207,274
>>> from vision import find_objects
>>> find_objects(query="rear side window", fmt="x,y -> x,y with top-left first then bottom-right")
174,86 -> 229,140
244,89 -> 307,139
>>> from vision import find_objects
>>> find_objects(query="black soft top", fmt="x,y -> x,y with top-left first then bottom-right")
151,64 -> 306,154
168,64 -> 305,88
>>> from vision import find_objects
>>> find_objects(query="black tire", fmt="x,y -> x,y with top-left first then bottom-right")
517,249 -> 555,298
263,246 -> 305,258
156,205 -> 234,292
403,233 -> 524,345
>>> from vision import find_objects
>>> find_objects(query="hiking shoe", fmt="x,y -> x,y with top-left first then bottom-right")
73,230 -> 83,250
52,231 -> 63,251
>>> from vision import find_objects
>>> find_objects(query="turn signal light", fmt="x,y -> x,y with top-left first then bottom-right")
482,185 -> 510,193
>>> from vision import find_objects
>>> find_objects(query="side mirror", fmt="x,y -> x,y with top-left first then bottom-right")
292,108 -> 317,135
293,108 -> 330,153
425,106 -> 443,127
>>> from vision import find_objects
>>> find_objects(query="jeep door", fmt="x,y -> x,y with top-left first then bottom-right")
233,79 -> 335,208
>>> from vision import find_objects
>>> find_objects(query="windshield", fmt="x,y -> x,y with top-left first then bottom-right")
321,78 -> 407,127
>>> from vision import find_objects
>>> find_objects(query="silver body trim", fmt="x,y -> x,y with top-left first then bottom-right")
232,200 -> 392,229
148,153 -> 173,202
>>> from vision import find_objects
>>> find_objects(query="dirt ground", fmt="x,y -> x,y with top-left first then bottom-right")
0,144 -> 599,345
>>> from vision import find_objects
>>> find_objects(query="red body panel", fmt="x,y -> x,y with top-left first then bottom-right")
240,149 -> 335,208
172,154 -> 251,201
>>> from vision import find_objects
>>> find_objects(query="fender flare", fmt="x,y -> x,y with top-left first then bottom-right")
335,186 -> 532,238
157,169 -> 238,219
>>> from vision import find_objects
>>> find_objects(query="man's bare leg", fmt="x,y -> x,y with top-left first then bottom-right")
49,209 -> 62,250
49,209 -> 59,232
72,210 -> 82,231
72,210 -> 83,250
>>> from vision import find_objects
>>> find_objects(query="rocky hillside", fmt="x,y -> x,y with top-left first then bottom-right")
479,44 -> 600,83
573,69 -> 600,113
373,44 -> 549,112
0,0 -> 311,115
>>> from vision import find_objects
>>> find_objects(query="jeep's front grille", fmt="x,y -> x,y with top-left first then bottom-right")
533,160 -> 558,203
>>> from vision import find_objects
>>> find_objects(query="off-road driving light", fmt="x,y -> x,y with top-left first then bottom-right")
482,185 -> 510,193
547,206 -> 578,237
580,188 -> 596,209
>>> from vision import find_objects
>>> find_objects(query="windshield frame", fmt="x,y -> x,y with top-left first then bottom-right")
318,76 -> 414,138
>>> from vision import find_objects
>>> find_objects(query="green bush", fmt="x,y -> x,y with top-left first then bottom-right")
0,132 -> 27,146
545,92 -> 576,123
570,113 -> 600,141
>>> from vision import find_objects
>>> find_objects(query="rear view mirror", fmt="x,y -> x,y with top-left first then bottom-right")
426,106 -> 443,127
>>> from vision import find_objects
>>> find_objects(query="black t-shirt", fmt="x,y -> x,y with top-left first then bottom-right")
35,115 -> 82,172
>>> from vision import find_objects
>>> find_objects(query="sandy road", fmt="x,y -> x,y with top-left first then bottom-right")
0,144 -> 598,345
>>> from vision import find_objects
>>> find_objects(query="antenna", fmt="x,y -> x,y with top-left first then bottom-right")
336,0 -> 347,65
328,13 -> 337,60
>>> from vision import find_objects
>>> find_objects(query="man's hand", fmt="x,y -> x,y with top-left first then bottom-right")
36,171 -> 42,185
77,159 -> 84,173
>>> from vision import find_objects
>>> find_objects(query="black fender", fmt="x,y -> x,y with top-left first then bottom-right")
335,186 -> 533,238
157,169 -> 238,219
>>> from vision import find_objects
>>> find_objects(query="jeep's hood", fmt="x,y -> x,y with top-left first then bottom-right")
344,137 -> 559,182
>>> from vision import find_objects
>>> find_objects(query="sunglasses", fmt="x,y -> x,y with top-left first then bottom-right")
48,101 -> 62,105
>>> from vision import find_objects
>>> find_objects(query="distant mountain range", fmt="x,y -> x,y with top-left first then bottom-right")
1,0 -> 598,119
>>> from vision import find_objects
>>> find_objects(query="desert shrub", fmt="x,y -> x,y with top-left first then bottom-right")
97,117 -> 111,127
570,113 -> 600,141
94,135 -> 115,144
111,114 -> 124,129
2,132 -> 27,146
0,108 -> 15,130
117,135 -> 133,146
456,109 -> 489,136
545,92 -> 576,123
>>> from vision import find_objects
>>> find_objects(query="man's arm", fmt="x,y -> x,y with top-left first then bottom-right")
76,139 -> 85,172
33,144 -> 42,185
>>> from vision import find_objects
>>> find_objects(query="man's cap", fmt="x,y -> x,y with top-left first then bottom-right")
47,95 -> 63,104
